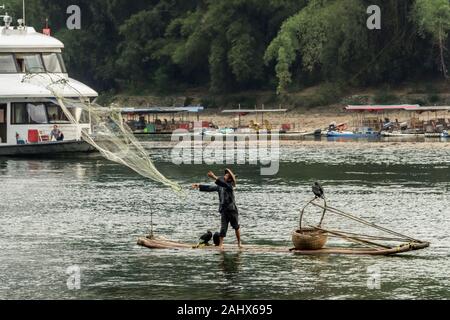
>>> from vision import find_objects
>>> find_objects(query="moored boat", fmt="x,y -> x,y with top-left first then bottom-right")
381,131 -> 424,137
326,128 -> 380,138
0,9 -> 98,157
424,130 -> 449,138
326,130 -> 356,137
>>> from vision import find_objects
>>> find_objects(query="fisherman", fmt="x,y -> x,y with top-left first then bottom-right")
192,169 -> 241,250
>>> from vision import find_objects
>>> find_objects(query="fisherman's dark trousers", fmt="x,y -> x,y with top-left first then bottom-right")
220,210 -> 240,238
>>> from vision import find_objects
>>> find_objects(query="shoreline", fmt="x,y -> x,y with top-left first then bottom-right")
165,108 -> 450,133
109,82 -> 450,134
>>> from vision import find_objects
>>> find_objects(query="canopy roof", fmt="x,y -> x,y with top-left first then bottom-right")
222,108 -> 288,113
121,106 -> 204,114
346,105 -> 450,112
0,74 -> 98,98
408,106 -> 450,112
346,105 -> 420,111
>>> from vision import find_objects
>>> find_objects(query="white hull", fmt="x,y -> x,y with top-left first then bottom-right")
381,132 -> 423,137
0,139 -> 95,156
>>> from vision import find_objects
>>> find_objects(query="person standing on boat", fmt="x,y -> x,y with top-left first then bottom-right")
192,169 -> 241,250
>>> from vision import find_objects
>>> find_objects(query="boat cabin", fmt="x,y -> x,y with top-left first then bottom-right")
0,99 -> 91,145
0,11 -> 97,149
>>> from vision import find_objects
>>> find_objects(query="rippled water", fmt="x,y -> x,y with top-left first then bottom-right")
0,140 -> 449,300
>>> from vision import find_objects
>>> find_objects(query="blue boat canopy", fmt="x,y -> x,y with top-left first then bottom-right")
121,105 -> 204,114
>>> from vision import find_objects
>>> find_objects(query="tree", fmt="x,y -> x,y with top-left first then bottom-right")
413,0 -> 450,79
265,0 -> 368,94
159,0 -> 307,92
1,0 -> 447,95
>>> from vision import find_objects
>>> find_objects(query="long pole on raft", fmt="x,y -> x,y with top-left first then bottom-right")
309,201 -> 420,242
327,204 -> 420,242
323,229 -> 408,242
311,225 -> 391,249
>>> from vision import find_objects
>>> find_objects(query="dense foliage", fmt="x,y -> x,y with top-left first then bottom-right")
2,0 -> 449,94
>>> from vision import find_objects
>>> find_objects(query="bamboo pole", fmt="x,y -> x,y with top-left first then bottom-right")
309,201 -> 420,242
311,225 -> 390,250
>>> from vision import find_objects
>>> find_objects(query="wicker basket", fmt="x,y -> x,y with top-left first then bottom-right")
292,228 -> 328,250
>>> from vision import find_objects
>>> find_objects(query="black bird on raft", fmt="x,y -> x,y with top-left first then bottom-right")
199,230 -> 213,245
312,182 -> 325,199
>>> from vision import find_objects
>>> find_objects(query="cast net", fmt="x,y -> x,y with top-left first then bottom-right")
22,73 -> 182,193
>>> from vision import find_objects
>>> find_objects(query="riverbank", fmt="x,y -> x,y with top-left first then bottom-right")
105,81 -> 450,132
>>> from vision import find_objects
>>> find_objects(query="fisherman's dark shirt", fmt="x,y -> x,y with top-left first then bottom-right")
199,178 -> 238,213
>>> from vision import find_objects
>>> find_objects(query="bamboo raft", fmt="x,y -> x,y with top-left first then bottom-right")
138,192 -> 430,256
137,237 -> 429,256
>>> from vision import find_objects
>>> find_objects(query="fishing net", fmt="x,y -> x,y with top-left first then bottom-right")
22,73 -> 182,193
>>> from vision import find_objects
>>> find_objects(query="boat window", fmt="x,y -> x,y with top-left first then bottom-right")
11,103 -> 49,124
11,103 -> 31,124
47,103 -> 70,123
42,53 -> 66,73
79,110 -> 90,124
0,105 -> 5,123
67,107 -> 90,124
15,53 -> 45,73
57,53 -> 67,73
11,102 -> 73,124
26,103 -> 48,124
0,54 -> 18,73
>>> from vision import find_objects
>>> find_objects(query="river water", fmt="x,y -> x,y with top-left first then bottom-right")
0,139 -> 449,300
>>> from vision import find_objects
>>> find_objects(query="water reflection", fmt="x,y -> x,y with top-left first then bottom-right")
220,252 -> 242,276
219,252 -> 243,297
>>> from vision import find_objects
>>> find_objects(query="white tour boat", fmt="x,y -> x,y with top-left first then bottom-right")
0,9 -> 97,156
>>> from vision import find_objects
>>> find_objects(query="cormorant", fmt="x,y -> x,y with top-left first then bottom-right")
312,182 -> 325,199
199,230 -> 213,245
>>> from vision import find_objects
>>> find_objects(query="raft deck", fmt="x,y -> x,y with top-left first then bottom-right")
137,237 -> 429,256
